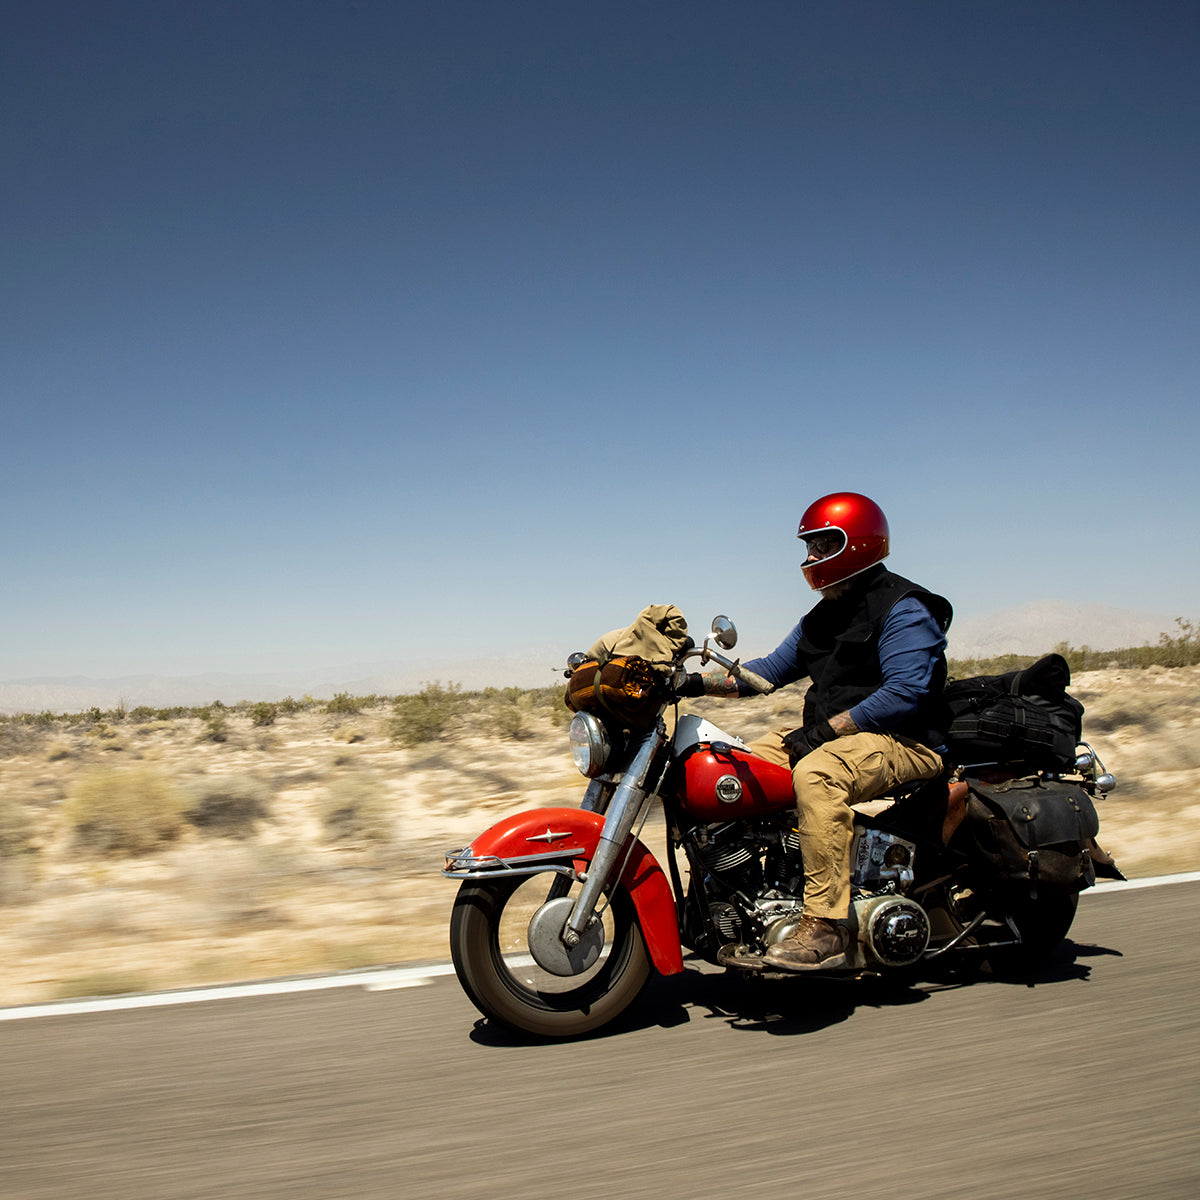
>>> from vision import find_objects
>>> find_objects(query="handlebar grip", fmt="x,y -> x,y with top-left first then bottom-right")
730,663 -> 775,695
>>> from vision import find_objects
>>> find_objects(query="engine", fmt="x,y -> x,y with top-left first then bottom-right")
684,817 -> 805,948
685,817 -> 933,969
689,817 -> 804,894
850,894 -> 931,967
852,827 -> 919,891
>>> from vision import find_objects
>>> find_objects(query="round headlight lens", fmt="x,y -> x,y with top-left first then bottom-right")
569,712 -> 612,778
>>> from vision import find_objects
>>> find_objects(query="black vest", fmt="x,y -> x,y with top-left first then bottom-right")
798,565 -> 953,746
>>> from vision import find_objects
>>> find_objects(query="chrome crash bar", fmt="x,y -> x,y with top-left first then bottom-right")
442,846 -> 585,882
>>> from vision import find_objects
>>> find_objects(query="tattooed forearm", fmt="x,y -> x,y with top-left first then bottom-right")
827,711 -> 860,736
702,671 -> 742,698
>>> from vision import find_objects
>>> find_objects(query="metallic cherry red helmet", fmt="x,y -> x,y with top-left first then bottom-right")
798,492 -> 890,591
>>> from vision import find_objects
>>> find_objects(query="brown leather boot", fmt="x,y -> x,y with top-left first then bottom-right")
763,914 -> 851,972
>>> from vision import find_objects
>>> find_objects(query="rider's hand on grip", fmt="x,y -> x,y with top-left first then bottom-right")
676,673 -> 706,698
726,662 -> 776,695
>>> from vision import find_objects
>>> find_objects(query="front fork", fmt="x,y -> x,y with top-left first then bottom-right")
561,722 -> 667,948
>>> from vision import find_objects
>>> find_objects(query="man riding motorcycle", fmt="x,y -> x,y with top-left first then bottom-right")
680,492 -> 953,970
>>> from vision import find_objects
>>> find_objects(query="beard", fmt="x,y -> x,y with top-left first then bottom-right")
818,579 -> 853,600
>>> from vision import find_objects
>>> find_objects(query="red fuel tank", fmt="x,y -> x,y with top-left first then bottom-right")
680,745 -> 796,821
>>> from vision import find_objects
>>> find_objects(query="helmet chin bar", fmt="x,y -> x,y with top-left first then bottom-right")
802,528 -> 845,591
805,555 -> 891,594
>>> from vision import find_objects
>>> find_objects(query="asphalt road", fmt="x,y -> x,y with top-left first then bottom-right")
2,881 -> 1197,1200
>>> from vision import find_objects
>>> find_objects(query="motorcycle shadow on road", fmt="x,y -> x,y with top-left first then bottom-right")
466,936 -> 1122,1046
676,936 -> 1125,1037
658,936 -> 1121,1037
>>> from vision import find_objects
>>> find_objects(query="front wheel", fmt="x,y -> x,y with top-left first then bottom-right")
449,870 -> 652,1038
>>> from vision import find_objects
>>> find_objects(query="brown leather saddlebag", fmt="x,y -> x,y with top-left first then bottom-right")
959,775 -> 1101,895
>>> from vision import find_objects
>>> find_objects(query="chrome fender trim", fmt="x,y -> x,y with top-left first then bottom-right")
441,846 -> 586,881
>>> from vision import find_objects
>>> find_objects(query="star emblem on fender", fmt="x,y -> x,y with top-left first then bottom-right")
526,828 -> 574,844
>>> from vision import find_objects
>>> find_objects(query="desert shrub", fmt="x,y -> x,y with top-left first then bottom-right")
46,738 -> 75,762
481,689 -> 535,740
529,684 -> 574,729
182,774 -> 272,836
1,718 -> 48,756
64,765 -> 186,856
494,700 -> 527,740
128,706 -> 157,723
198,706 -> 229,742
947,652 -> 1035,679
87,722 -> 125,750
250,701 -> 278,727
389,682 -> 463,748
325,692 -> 361,715
1156,619 -> 1200,668
316,773 -> 394,844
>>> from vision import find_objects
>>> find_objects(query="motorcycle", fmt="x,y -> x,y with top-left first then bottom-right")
442,614 -> 1117,1039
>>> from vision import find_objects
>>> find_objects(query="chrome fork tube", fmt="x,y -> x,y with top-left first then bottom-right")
562,722 -> 665,947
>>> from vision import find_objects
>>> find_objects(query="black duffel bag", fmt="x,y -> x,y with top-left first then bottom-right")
940,653 -> 1084,771
959,775 -> 1100,895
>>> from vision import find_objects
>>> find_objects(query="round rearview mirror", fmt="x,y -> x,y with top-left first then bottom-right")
710,615 -> 737,650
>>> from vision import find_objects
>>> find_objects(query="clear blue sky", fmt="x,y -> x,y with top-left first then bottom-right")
4,1 -> 1197,679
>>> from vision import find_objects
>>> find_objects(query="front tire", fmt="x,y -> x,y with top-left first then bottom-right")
450,870 -> 652,1038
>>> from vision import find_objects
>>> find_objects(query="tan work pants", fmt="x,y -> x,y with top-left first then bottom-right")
745,729 -> 944,920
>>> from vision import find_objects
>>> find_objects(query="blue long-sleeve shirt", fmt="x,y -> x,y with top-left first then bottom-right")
743,596 -> 947,733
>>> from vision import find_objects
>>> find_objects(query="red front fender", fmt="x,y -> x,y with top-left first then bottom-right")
463,807 -> 684,976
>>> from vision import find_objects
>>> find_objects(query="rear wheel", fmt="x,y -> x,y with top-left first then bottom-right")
449,870 -> 651,1038
989,887 -> 1079,974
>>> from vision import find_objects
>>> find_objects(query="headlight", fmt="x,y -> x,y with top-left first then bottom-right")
569,712 -> 612,778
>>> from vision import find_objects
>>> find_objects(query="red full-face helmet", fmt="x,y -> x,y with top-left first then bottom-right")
798,492 -> 890,591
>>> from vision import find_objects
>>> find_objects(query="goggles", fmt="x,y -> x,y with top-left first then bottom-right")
802,532 -> 844,560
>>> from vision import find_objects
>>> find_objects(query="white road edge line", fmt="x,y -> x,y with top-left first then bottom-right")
1,872 -> 1196,1022
1084,869 -> 1200,893
0,964 -> 457,1022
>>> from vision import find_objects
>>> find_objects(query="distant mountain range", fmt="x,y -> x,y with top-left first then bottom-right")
945,601 -> 1177,660
0,602 -> 1184,714
0,651 -> 568,716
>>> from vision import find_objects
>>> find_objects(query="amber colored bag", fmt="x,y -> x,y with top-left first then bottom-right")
564,655 -> 665,729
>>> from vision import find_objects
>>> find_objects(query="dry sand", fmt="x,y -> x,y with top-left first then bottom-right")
0,665 -> 1197,1007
